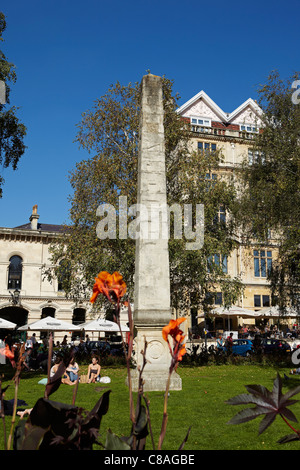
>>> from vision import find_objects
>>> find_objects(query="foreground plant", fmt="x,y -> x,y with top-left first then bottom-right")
14,391 -> 110,450
1,270 -> 189,450
227,373 -> 300,444
91,270 -> 189,450
159,317 -> 188,450
0,332 -> 112,450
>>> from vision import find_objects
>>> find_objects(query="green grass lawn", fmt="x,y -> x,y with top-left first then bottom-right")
1,363 -> 300,450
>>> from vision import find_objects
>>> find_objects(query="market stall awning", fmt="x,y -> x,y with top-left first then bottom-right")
78,318 -> 130,332
0,317 -> 17,329
18,316 -> 81,331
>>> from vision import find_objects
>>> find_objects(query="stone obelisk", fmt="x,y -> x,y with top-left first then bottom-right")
131,74 -> 182,391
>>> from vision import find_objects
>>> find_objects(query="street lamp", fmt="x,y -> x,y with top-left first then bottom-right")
10,288 -> 20,306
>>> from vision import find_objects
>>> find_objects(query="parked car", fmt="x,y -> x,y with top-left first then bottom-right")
222,339 -> 253,356
86,341 -> 111,355
260,338 -> 291,354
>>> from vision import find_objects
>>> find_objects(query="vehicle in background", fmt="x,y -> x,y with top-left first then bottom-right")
260,338 -> 291,354
221,339 -> 253,356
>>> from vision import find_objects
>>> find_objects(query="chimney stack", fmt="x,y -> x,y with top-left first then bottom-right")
30,204 -> 39,230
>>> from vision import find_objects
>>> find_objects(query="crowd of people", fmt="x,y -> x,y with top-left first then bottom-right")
237,323 -> 300,339
2,332 -> 103,386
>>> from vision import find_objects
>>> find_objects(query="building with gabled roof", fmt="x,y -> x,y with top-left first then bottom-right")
177,91 -> 286,335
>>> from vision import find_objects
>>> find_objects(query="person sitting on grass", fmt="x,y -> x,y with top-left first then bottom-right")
63,357 -> 79,385
50,355 -> 76,385
87,355 -> 101,383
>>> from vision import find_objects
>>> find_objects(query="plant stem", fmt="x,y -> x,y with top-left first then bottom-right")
116,303 -> 135,426
0,379 -> 7,450
157,372 -> 171,450
72,377 -> 79,405
143,395 -> 155,450
45,333 -> 53,399
7,377 -> 19,450
280,413 -> 300,436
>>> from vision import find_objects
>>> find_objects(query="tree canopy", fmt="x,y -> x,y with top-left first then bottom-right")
0,12 -> 26,197
47,76 -> 243,315
237,71 -> 300,312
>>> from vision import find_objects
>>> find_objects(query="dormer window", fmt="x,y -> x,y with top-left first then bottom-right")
191,116 -> 211,127
240,124 -> 258,133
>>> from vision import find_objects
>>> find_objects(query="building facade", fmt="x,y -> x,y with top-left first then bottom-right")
0,207 -> 87,342
177,90 -> 282,332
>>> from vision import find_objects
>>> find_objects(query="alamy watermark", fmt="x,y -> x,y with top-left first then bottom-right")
291,80 -> 300,104
96,196 -> 204,250
292,348 -> 300,366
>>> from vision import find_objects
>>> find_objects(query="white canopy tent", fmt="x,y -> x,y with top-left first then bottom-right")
213,306 -> 261,331
212,305 -> 261,318
0,317 -> 17,329
197,305 -> 261,332
18,316 -> 81,332
79,318 -> 129,332
259,306 -> 299,319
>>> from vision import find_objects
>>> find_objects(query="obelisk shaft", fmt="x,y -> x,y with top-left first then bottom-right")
134,74 -> 171,326
131,74 -> 181,391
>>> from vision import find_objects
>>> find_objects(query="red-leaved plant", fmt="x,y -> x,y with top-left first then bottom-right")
227,373 -> 300,444
0,270 -> 189,450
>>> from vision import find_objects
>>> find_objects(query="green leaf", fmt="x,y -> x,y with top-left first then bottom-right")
105,429 -> 131,450
277,433 -> 300,444
132,405 -> 148,438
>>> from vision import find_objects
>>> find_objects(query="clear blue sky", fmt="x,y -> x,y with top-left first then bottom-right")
0,0 -> 298,228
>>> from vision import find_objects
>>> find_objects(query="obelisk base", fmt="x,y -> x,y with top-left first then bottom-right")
127,324 -> 182,392
129,370 -> 182,392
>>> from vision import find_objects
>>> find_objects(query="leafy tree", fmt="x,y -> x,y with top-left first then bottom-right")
0,12 -> 26,197
236,71 -> 300,313
48,76 -> 243,315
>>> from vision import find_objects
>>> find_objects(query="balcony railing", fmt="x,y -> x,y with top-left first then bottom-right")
191,125 -> 257,140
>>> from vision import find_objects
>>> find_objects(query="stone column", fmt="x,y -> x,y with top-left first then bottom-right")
131,74 -> 182,391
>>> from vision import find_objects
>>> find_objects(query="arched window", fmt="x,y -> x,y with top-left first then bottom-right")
57,259 -> 71,292
41,307 -> 55,319
8,255 -> 23,290
73,308 -> 86,325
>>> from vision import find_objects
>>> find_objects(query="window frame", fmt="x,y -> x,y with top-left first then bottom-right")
254,250 -> 272,278
198,141 -> 217,152
191,116 -> 211,127
240,124 -> 259,133
7,255 -> 23,290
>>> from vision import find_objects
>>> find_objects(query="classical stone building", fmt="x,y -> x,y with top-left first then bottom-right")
0,206 -> 91,342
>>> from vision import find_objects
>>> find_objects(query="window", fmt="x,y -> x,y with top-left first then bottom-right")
205,291 -> 223,305
191,117 -> 212,134
240,124 -> 259,133
8,255 -> 22,290
191,117 -> 211,127
57,259 -> 71,291
215,292 -> 223,305
254,295 -> 270,308
213,205 -> 226,225
205,172 -> 217,190
254,250 -> 272,277
198,141 -> 216,152
207,254 -> 228,273
41,307 -> 55,319
73,308 -> 86,325
248,148 -> 265,165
